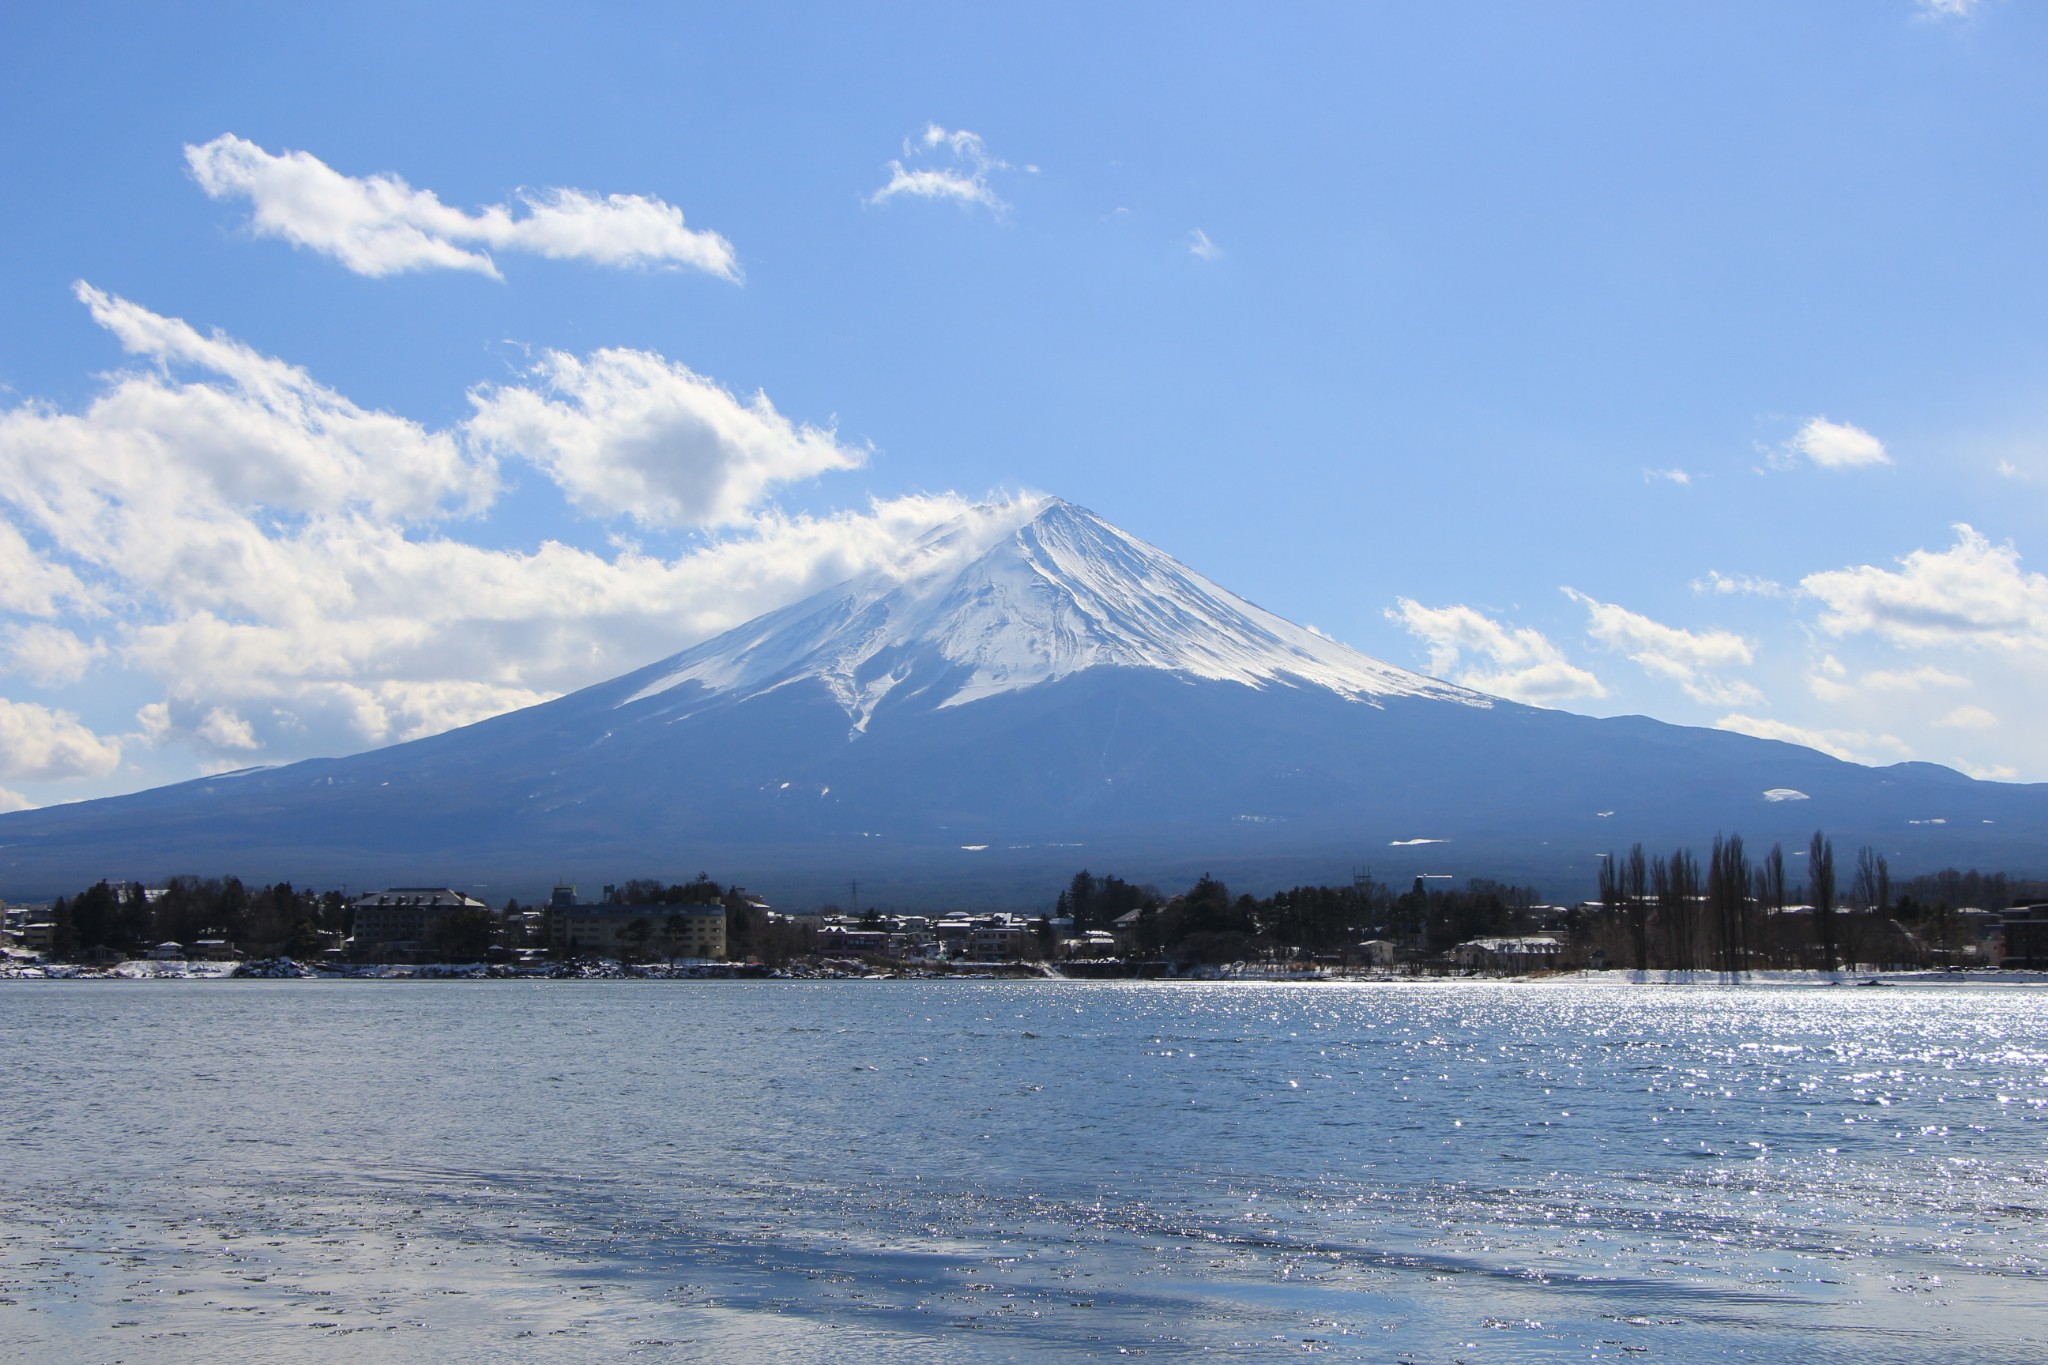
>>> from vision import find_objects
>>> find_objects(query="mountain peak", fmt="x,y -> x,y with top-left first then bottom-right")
621,496 -> 1482,731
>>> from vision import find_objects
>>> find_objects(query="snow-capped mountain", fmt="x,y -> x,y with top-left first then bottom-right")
1,497 -> 2042,903
618,496 -> 1477,732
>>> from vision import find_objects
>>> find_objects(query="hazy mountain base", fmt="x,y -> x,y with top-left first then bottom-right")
2,668 -> 2040,906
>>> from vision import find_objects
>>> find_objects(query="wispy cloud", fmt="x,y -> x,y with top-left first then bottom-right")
1806,656 -> 1971,704
1386,599 -> 1605,705
1643,467 -> 1691,486
1565,589 -> 1761,705
1713,713 -> 1910,765
1857,664 -> 1972,693
1691,570 -> 1785,598
186,134 -> 739,280
1188,228 -> 1223,262
869,124 -> 1016,215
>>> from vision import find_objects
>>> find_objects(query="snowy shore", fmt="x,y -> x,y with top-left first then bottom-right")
4,954 -> 2046,986
0,954 -> 1044,982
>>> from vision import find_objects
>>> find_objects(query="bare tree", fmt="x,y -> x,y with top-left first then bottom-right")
1598,851 -> 1624,961
1810,831 -> 1838,972
1753,842 -> 1787,967
1708,834 -> 1749,975
1852,846 -> 1890,913
1625,843 -> 1650,973
1657,846 -> 1702,971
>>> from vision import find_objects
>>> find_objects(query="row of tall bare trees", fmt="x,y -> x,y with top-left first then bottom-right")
1596,830 -> 1894,972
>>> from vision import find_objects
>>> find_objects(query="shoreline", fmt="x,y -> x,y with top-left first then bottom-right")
6,956 -> 2047,987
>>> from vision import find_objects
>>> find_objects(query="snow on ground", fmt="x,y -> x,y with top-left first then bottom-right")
1542,967 -> 2048,987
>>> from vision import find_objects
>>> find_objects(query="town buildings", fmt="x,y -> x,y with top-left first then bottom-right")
348,887 -> 492,960
2001,903 -> 2048,969
544,886 -> 727,960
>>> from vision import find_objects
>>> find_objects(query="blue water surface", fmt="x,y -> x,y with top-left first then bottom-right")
1,979 -> 2043,1361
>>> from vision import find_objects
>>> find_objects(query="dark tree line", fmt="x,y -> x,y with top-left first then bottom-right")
1589,830 -> 2020,972
612,874 -> 726,906
1056,868 -> 1542,964
29,870 -> 785,965
1057,871 -> 1159,933
41,877 -> 350,961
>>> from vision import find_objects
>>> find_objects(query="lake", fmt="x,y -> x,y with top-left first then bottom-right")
1,979 -> 2043,1361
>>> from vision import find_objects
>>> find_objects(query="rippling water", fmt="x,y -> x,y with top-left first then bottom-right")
2,980 -> 2043,1361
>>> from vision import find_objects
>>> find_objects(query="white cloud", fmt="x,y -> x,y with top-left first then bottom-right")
0,623 -> 104,686
0,785 -> 30,813
0,516 -> 92,617
465,347 -> 867,528
196,706 -> 261,751
1564,589 -> 1761,705
134,701 -> 171,746
1802,524 -> 2048,650
870,124 -> 1013,214
1713,713 -> 1909,765
1188,229 -> 1222,262
0,288 -> 1008,782
1691,569 -> 1784,598
1917,0 -> 1981,18
1386,599 -> 1606,705
93,495 -> 992,754
186,134 -> 739,281
1934,704 -> 1998,730
1643,467 -> 1691,486
40,283 -> 496,526
0,697 -> 123,781
1958,760 -> 2018,781
1790,416 -> 1890,469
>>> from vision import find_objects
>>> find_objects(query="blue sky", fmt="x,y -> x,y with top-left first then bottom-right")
3,0 -> 2046,811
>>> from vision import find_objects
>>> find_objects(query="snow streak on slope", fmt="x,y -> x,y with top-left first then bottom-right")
625,497 -> 1484,730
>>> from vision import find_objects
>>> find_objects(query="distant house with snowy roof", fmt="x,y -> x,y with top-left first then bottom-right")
1352,939 -> 1400,968
1451,935 -> 1565,972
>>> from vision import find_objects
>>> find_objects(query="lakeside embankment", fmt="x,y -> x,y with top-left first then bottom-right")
7,954 -> 2048,986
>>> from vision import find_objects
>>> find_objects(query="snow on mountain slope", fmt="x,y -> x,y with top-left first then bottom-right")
623,496 -> 1483,729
